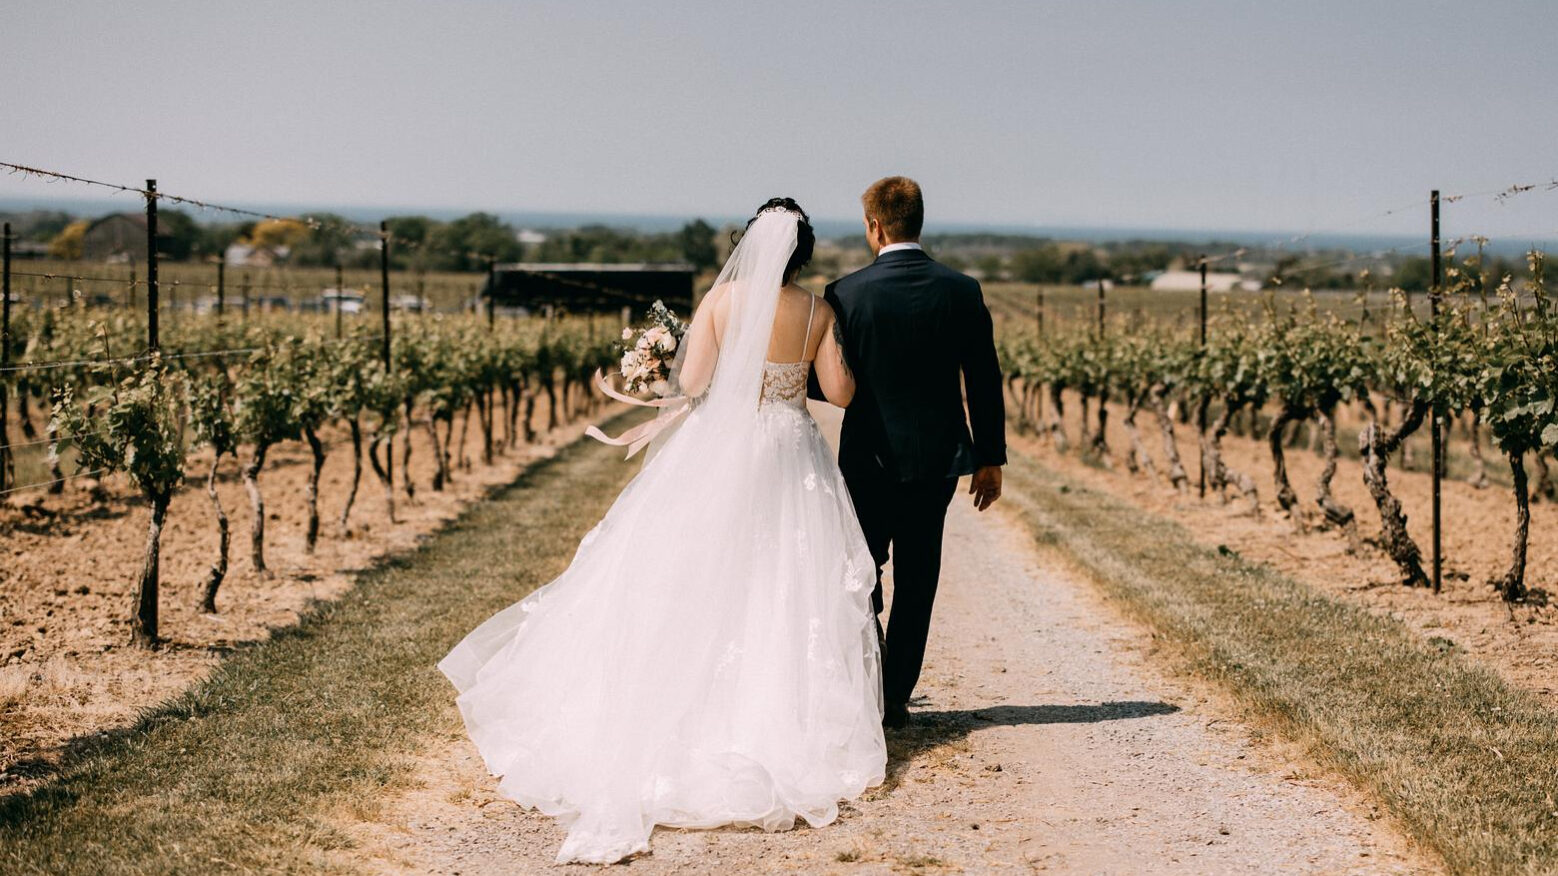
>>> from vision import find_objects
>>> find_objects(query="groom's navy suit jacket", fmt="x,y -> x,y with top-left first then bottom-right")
813,248 -> 1006,482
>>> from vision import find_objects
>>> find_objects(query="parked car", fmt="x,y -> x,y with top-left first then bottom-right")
321,287 -> 366,314
390,293 -> 429,313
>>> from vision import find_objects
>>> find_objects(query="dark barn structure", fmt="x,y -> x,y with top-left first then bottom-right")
82,213 -> 153,262
485,263 -> 697,317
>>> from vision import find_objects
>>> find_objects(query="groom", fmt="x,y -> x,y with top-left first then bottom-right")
812,176 -> 1007,729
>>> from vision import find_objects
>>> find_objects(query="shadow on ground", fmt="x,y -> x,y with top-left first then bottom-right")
882,700 -> 1180,792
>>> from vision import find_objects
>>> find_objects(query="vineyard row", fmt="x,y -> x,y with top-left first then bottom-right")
0,307 -> 620,647
998,252 -> 1557,600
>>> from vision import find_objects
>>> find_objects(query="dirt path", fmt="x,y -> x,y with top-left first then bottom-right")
342,472 -> 1431,872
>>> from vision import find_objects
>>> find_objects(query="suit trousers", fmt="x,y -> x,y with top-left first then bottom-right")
842,462 -> 959,708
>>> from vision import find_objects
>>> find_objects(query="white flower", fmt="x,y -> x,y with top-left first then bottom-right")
650,379 -> 670,396
660,334 -> 677,352
621,327 -> 634,341
644,326 -> 666,346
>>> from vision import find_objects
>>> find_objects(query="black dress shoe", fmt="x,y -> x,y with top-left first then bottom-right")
882,702 -> 910,729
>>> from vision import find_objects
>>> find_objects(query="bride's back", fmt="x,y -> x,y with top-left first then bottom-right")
679,279 -> 847,407
764,286 -> 825,364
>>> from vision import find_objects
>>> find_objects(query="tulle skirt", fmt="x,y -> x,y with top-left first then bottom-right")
438,401 -> 886,864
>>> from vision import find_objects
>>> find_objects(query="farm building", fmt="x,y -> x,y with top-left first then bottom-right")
8,239 -> 51,260
80,212 -> 201,263
224,242 -> 291,267
81,213 -> 150,262
484,262 -> 696,316
1149,270 -> 1259,293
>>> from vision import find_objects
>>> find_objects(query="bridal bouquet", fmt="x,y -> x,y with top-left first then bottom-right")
617,300 -> 688,396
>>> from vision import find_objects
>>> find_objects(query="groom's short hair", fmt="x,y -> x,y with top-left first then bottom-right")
862,176 -> 923,242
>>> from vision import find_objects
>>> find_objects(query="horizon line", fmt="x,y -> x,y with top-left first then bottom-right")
3,194 -> 1555,246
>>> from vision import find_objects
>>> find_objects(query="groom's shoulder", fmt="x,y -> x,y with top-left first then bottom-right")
831,260 -> 875,288
826,264 -> 871,303
830,253 -> 980,299
926,258 -> 980,290
915,258 -> 983,303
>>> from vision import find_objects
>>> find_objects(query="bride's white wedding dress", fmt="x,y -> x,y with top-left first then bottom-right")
438,209 -> 886,864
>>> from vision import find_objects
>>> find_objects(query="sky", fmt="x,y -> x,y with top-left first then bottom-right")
3,1 -> 1556,244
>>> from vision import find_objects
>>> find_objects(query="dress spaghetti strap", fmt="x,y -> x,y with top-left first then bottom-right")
800,293 -> 817,361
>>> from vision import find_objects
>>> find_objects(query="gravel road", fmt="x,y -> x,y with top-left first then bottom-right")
341,453 -> 1433,873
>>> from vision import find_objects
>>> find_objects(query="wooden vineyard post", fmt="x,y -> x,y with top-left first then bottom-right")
335,263 -> 345,339
145,179 -> 159,351
1429,190 -> 1443,594
379,220 -> 395,502
1198,257 -> 1208,347
1096,278 -> 1106,338
1198,255 -> 1208,499
487,257 -> 497,330
216,258 -> 226,323
1,222 -> 12,492
380,222 -> 392,368
1036,287 -> 1045,428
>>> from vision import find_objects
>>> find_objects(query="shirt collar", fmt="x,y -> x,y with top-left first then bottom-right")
876,242 -> 924,257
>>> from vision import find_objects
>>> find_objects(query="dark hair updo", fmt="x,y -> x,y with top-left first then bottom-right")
734,197 -> 815,283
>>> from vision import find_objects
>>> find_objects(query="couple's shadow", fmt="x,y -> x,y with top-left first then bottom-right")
878,701 -> 1179,793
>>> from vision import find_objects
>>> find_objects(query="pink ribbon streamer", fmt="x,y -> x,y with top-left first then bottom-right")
585,369 -> 691,459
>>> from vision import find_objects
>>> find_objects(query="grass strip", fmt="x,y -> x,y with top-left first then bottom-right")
1003,452 -> 1558,874
0,413 -> 644,875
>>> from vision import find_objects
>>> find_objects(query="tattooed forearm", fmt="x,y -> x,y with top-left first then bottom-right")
831,318 -> 853,379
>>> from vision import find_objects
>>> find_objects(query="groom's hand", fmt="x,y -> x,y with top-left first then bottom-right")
970,466 -> 1002,512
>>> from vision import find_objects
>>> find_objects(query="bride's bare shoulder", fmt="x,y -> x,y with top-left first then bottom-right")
699,281 -> 739,315
779,283 -> 819,305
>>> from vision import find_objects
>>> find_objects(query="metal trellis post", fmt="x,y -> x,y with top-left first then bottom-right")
487,257 -> 496,330
1430,189 -> 1443,594
1197,255 -> 1208,498
1,223 -> 12,492
1097,278 -> 1106,337
335,263 -> 345,339
380,221 -> 391,368
145,180 -> 159,351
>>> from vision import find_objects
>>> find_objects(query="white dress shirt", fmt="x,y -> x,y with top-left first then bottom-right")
877,242 -> 924,257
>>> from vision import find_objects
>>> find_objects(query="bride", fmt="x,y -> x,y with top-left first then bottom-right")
437,198 -> 887,864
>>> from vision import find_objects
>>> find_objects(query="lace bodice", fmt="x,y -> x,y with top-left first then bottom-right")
758,290 -> 816,410
760,360 -> 810,408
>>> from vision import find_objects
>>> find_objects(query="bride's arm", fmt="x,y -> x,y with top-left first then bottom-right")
675,284 -> 729,398
813,304 -> 854,407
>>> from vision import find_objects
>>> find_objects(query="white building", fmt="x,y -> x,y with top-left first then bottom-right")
321,287 -> 366,314
224,242 -> 291,267
1149,270 -> 1258,293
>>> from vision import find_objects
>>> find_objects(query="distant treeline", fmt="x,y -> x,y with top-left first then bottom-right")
3,206 -> 1538,292
0,208 -> 725,273
920,234 -> 1534,291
